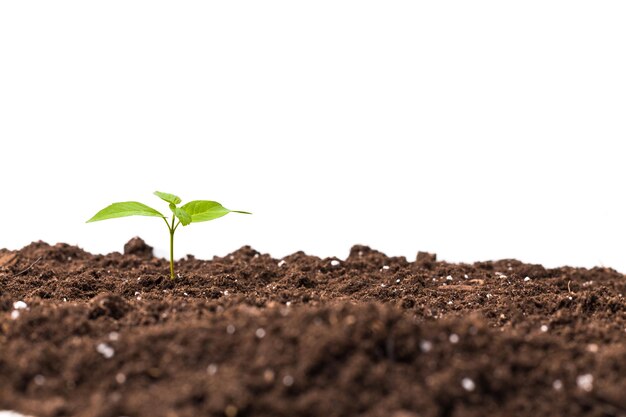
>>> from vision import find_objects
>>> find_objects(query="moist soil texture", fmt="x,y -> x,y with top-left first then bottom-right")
1,238 -> 625,417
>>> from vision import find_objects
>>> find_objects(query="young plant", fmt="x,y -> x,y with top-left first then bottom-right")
87,191 -> 250,279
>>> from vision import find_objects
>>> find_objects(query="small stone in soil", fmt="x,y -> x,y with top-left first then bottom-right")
96,343 -> 115,359
524,277 -> 531,282
255,328 -> 266,338
207,364 -> 218,375
576,374 -> 593,392
278,260 -> 286,267
13,301 -> 27,310
227,324 -> 236,334
461,378 -> 475,392
263,369 -> 275,382
330,260 -> 340,266
449,334 -> 460,344
33,375 -> 45,386
10,310 -> 20,320
587,343 -> 599,353
540,325 -> 549,332
552,379 -> 563,391
420,340 -> 433,352
115,373 -> 126,384
283,375 -> 294,386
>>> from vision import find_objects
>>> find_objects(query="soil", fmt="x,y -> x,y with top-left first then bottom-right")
1,238 -> 625,417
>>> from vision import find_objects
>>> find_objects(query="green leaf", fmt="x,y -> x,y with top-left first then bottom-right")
175,207 -> 192,226
154,191 -> 182,205
181,200 -> 251,223
86,202 -> 164,223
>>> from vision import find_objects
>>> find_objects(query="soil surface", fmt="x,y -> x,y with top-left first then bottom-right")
1,238 -> 625,417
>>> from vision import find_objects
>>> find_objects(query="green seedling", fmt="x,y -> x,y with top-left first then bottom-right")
87,191 -> 250,279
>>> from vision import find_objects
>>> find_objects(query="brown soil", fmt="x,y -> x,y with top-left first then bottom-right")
1,238 -> 625,417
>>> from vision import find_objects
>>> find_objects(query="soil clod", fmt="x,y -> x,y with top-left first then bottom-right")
0,240 -> 625,417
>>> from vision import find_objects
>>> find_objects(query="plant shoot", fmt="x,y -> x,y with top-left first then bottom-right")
87,191 -> 250,279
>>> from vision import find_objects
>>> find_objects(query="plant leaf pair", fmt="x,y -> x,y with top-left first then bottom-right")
87,191 -> 251,279
87,192 -> 250,226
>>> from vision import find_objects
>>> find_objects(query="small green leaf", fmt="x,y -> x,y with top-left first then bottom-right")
175,207 -> 192,226
181,200 -> 251,223
154,191 -> 182,205
86,202 -> 164,223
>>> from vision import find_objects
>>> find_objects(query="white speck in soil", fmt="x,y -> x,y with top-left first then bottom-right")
10,310 -> 20,320
380,284 -> 386,288
183,292 -> 189,296
586,343 -> 599,353
330,260 -> 340,266
568,296 -> 573,300
224,290 -> 230,296
96,343 -> 115,359
207,364 -> 218,375
540,325 -> 549,332
0,411 -> 36,417
282,375 -> 294,386
33,375 -> 45,386
464,274 -> 469,279
396,279 -> 401,283
134,292 -> 140,296
420,340 -> 433,352
108,332 -> 120,341
447,301 -> 453,305
226,324 -> 236,335
255,328 -> 266,339
486,294 -> 492,299
63,298 -> 67,302
446,275 -> 453,281
286,301 -> 292,306
382,265 -> 390,270
576,374 -> 593,392
278,260 -> 286,267
115,373 -> 126,384
13,301 -> 27,310
524,277 -> 531,282
552,379 -> 563,391
449,334 -> 460,344
461,378 -> 475,392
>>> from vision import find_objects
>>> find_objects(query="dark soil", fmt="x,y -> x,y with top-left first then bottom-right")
1,238 -> 625,417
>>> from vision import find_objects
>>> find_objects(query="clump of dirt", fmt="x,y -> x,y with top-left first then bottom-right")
0,239 -> 625,417
123,237 -> 153,259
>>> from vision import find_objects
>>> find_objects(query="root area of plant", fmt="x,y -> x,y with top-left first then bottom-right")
1,238 -> 625,417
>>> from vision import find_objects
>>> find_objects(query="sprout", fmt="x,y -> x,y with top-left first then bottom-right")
87,191 -> 250,279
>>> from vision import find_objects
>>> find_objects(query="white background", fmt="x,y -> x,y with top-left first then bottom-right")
1,1 -> 625,272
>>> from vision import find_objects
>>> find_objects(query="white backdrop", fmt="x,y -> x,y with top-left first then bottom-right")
1,1 -> 625,272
